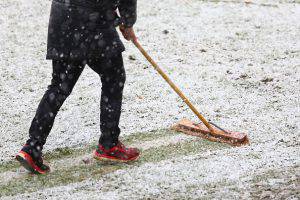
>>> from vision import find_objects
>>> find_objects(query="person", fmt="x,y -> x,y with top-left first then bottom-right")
16,0 -> 140,174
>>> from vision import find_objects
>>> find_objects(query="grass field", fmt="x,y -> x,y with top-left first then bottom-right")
0,0 -> 299,199
1,129 -> 298,199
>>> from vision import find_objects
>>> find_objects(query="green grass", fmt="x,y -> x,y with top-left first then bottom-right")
0,129 -> 228,197
0,129 -> 175,174
0,161 -> 19,174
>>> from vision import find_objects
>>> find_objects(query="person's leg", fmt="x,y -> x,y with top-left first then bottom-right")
27,59 -> 85,149
88,54 -> 126,149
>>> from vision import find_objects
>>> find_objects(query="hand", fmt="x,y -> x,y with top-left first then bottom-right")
119,25 -> 137,42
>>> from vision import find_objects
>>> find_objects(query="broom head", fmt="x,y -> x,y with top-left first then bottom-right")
172,119 -> 249,146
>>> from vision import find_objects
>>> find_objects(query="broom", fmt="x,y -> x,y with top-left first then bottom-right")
132,39 -> 249,146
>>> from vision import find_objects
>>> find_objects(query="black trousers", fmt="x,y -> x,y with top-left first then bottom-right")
27,53 -> 125,149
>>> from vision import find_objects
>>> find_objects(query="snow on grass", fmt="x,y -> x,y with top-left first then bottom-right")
0,0 -> 299,198
0,0 -> 299,160
0,129 -> 180,181
0,129 -> 226,197
0,130 -> 192,186
1,140 -> 298,199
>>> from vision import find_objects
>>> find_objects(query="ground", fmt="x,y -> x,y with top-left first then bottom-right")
0,0 -> 299,199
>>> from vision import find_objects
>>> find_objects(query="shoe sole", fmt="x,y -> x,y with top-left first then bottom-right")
16,152 -> 48,175
93,150 -> 140,163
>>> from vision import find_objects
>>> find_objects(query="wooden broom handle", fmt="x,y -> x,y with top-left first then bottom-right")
132,39 -> 214,133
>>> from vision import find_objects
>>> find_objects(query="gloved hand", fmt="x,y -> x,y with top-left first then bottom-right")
119,25 -> 137,42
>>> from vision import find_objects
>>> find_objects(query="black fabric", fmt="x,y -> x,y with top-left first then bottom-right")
46,0 -> 137,60
27,53 -> 125,149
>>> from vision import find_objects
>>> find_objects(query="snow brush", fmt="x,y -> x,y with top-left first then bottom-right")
132,39 -> 249,146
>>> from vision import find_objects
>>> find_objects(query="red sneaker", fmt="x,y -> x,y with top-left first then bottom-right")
15,145 -> 50,174
94,142 -> 140,162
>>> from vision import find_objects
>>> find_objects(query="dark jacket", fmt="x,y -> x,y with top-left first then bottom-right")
46,0 -> 137,60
